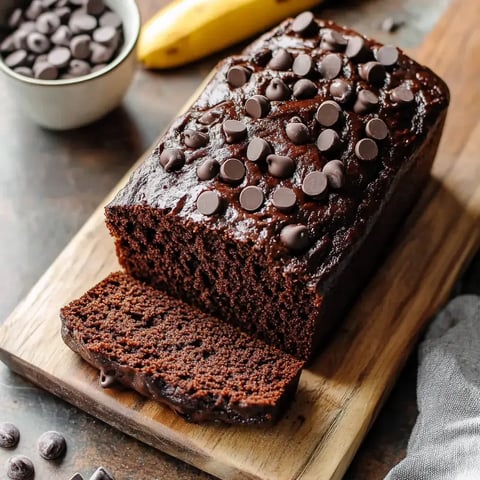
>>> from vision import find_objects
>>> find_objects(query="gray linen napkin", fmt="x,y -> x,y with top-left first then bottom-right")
385,295 -> 480,480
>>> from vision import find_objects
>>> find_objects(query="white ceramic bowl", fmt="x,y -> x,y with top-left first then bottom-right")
0,0 -> 140,130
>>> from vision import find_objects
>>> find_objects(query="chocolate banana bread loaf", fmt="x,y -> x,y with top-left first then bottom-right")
105,13 -> 449,360
61,272 -> 304,424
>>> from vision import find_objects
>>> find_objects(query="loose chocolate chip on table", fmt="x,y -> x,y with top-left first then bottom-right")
239,186 -> 264,212
86,0 -> 106,16
330,79 -> 352,104
197,158 -> 220,180
322,159 -> 345,188
345,36 -> 370,62
302,171 -> 328,198
320,30 -> 347,51
99,370 -> 116,388
68,59 -> 91,77
390,84 -> 414,104
315,100 -> 341,127
245,95 -> 270,119
291,11 -> 317,35
37,431 -> 66,460
319,53 -> 342,80
286,121 -> 309,144
272,187 -> 296,212
268,48 -> 293,71
69,13 -> 97,34
100,11 -> 122,29
36,12 -> 60,35
375,45 -> 399,66
292,53 -> 313,77
292,79 -> 317,99
27,32 -> 50,53
90,42 -> 114,64
317,129 -> 340,153
223,119 -> 247,143
51,25 -> 72,46
381,17 -> 405,33
353,89 -> 379,114
265,78 -> 291,101
8,9 -> 23,29
0,423 -> 20,449
366,118 -> 389,140
159,148 -> 185,172
197,191 -> 222,216
198,111 -> 220,125
48,47 -> 71,68
280,224 -> 310,251
247,137 -> 271,162
13,67 -> 33,77
90,467 -> 115,480
93,26 -> 117,45
220,158 -> 246,183
33,61 -> 58,80
4,50 -> 28,68
70,35 -> 91,59
267,154 -> 295,178
183,129 -> 209,149
227,65 -> 251,88
355,138 -> 379,161
5,455 -> 34,480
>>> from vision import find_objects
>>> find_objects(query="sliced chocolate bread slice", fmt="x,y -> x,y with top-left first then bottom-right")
60,272 -> 304,425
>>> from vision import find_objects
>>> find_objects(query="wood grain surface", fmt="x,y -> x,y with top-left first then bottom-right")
1,0 -> 478,479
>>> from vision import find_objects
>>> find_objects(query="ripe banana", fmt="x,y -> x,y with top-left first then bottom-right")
138,0 -> 324,69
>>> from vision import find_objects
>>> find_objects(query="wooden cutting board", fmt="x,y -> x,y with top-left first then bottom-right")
1,1 -> 480,478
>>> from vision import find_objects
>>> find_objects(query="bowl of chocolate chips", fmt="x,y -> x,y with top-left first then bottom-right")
0,0 -> 140,129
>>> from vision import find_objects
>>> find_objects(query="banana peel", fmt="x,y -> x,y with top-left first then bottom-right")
138,0 -> 324,69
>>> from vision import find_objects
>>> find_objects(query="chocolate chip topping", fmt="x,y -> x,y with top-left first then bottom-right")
359,61 -> 386,85
197,191 -> 222,216
319,53 -> 342,79
37,431 -> 66,460
0,423 -> 20,449
375,45 -> 399,67
89,467 -> 115,480
239,186 -> 264,212
302,171 -> 328,198
227,65 -> 251,88
196,158 -> 220,180
159,148 -> 185,172
272,187 -> 296,212
292,53 -> 313,76
267,155 -> 295,178
315,100 -> 341,127
317,129 -> 340,153
329,78 -> 352,104
291,11 -> 317,35
345,36 -> 370,61
247,137 -> 272,162
251,48 -> 271,67
292,79 -> 317,99
184,129 -> 209,149
286,121 -> 310,144
223,119 -> 247,143
245,95 -> 270,119
5,455 -> 34,480
321,30 -> 347,51
355,138 -> 379,161
391,84 -> 414,104
322,160 -> 345,188
280,224 -> 310,251
353,89 -> 379,114
268,48 -> 293,70
265,78 -> 291,101
220,158 -> 246,183
198,111 -> 220,125
366,118 -> 389,140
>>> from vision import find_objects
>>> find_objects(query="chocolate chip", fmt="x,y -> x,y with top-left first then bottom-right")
223,119 -> 247,143
268,49 -> 293,70
220,158 -> 246,183
0,423 -> 20,449
48,47 -> 71,68
1,36 -> 15,54
353,89 -> 379,114
5,456 -> 34,480
381,17 -> 405,33
391,84 -> 414,104
12,30 -> 29,50
286,121 -> 309,144
184,129 -> 208,149
359,61 -> 386,85
197,158 -> 220,180
89,466 -> 115,480
25,0 -> 44,21
247,137 -> 271,162
36,12 -> 60,34
19,22 -> 36,35
197,191 -> 221,216
322,160 -> 345,188
366,118 -> 388,140
292,53 -> 313,76
70,35 -> 91,59
69,12 -> 97,34
100,370 -> 116,388
239,186 -> 264,212
99,11 -> 122,29
86,0 -> 106,16
227,65 -> 251,88
33,61 -> 58,80
4,50 -> 28,68
375,45 -> 399,66
320,30 -> 347,51
90,41 -> 114,64
329,79 -> 353,104
159,148 -> 185,172
355,138 -> 378,161
292,11 -> 317,35
280,224 -> 310,251
245,95 -> 270,119
26,32 -> 50,53
302,171 -> 328,198
319,53 -> 342,79
93,26 -> 117,45
68,59 -> 91,77
8,9 -> 23,29
198,111 -> 220,125
292,79 -> 317,99
37,431 -> 66,460
265,78 -> 290,101
51,25 -> 72,46
345,36 -> 370,62
54,6 -> 71,23
267,154 -> 295,178
315,100 -> 341,127
251,48 -> 271,67
317,129 -> 340,153
13,67 -> 33,77
272,187 -> 296,212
